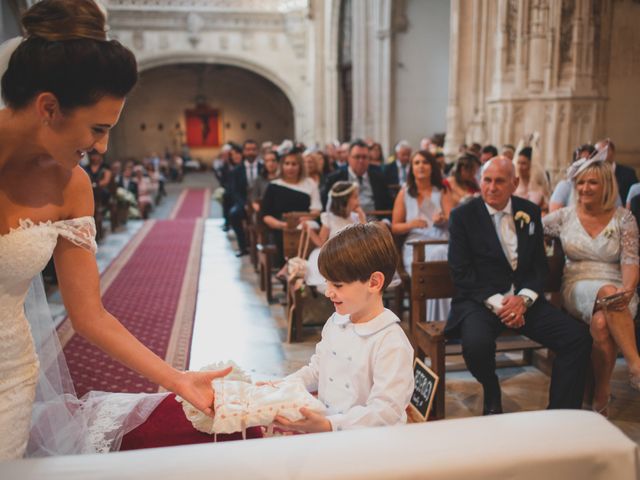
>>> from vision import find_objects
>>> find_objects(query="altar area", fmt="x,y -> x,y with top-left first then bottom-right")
2,411 -> 638,480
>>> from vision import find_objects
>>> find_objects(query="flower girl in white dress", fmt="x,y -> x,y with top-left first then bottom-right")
0,0 -> 228,460
304,181 -> 366,290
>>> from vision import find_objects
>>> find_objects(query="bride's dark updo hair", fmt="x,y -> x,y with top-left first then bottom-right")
1,0 -> 137,111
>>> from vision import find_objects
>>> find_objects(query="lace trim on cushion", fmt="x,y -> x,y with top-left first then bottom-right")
618,209 -> 639,265
16,217 -> 97,254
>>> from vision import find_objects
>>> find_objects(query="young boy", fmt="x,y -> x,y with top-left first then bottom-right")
275,223 -> 414,433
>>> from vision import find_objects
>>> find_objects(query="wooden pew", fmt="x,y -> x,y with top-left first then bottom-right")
409,238 -> 565,420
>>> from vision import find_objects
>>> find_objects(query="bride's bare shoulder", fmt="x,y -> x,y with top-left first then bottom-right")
61,166 -> 94,217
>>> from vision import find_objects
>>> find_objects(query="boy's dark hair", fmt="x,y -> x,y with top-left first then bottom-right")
329,181 -> 357,218
318,222 -> 398,291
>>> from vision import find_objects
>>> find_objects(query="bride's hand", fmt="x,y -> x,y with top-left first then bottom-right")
174,367 -> 232,417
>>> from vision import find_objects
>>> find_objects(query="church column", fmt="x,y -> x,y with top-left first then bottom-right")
351,0 -> 370,139
444,0 -> 464,159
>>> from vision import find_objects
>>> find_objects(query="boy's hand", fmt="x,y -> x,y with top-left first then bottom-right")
274,407 -> 331,433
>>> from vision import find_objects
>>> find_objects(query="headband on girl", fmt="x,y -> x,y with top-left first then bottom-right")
330,182 -> 358,198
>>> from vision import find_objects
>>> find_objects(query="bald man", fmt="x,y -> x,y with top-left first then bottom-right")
447,157 -> 591,415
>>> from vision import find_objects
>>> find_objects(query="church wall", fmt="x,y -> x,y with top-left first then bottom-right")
0,2 -> 21,43
109,64 -> 294,163
605,0 -> 640,168
392,0 -> 450,149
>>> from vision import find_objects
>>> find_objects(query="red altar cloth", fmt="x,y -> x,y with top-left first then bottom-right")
120,394 -> 263,450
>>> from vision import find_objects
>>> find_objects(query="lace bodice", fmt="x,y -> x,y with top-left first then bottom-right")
0,216 -> 96,459
543,207 -> 639,266
0,216 -> 96,297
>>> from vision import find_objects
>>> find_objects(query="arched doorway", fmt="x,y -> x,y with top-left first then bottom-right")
110,63 -> 295,163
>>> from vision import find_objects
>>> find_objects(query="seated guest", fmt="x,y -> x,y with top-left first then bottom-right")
333,142 -> 350,170
444,154 -> 481,207
513,147 -> 549,210
626,182 -> 640,208
384,140 -> 411,186
133,165 -> 152,219
323,139 -> 392,214
249,150 -> 279,212
543,157 -> 640,416
447,156 -> 591,415
368,142 -> 385,168
229,139 -> 262,256
549,144 -> 596,212
262,148 -> 322,266
277,223 -> 414,432
119,161 -> 138,198
304,149 -> 326,191
501,144 -> 516,160
83,150 -> 112,207
595,139 -> 638,205
392,150 -> 452,320
480,145 -> 498,166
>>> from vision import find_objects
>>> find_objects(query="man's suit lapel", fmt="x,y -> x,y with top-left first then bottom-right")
475,198 -> 511,268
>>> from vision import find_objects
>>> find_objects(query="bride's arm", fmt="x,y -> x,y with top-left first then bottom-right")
54,169 -> 229,415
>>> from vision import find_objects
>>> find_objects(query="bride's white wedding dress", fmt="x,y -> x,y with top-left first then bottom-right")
0,217 -> 165,460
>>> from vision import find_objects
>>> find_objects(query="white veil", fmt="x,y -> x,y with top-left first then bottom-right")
2,37 -> 168,457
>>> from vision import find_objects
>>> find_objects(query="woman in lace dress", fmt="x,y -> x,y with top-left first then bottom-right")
543,158 -> 640,416
0,0 -> 229,460
392,150 -> 453,320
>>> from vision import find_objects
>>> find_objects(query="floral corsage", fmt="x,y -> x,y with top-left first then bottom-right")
514,211 -> 531,229
603,225 -> 615,239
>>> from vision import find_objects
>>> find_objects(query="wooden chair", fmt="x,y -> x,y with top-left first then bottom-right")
245,202 -> 262,272
257,211 -> 314,304
409,238 -> 565,420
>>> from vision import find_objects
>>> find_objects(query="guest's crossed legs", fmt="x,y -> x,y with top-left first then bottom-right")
460,300 -> 591,411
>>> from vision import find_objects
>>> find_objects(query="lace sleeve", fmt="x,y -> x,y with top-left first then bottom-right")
542,207 -> 567,237
55,217 -> 98,254
619,209 -> 639,265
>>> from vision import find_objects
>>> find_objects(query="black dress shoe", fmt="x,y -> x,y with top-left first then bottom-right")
482,382 -> 503,415
235,249 -> 249,257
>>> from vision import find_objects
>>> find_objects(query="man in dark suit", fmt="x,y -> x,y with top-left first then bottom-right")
228,139 -> 262,256
447,156 -> 591,414
596,139 -> 638,205
322,139 -> 392,212
383,140 -> 411,186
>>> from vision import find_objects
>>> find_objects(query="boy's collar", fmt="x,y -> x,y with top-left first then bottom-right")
332,309 -> 400,337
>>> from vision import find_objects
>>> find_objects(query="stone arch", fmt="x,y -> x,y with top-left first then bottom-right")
136,52 -> 300,137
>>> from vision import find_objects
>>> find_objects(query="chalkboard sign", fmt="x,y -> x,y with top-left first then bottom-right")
409,358 -> 439,422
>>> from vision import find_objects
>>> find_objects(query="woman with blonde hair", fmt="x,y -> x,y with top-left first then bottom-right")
543,150 -> 640,417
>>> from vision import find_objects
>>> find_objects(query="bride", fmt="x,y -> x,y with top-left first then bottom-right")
0,0 -> 229,460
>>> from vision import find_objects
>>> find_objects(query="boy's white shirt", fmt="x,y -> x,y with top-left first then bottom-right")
284,308 -> 414,431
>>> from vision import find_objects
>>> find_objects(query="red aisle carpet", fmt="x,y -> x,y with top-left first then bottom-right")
59,189 -> 209,397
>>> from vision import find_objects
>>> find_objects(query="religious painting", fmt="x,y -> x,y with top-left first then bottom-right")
185,107 -> 221,147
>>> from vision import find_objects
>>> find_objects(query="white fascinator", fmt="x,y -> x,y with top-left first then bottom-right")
566,143 -> 609,181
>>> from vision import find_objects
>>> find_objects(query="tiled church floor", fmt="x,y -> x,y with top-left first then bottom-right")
50,172 -> 640,443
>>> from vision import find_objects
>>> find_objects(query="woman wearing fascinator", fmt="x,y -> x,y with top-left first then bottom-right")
0,0 -> 230,460
543,146 -> 640,417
